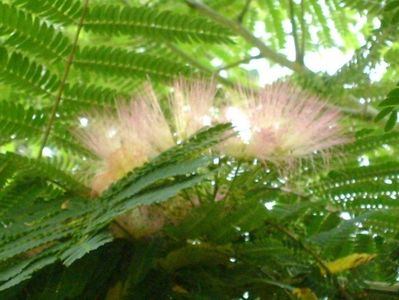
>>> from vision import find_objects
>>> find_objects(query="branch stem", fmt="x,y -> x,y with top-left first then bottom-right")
37,0 -> 90,159
270,223 -> 352,299
165,42 -> 235,87
237,0 -> 252,23
217,54 -> 262,71
186,0 -> 310,74
288,0 -> 302,64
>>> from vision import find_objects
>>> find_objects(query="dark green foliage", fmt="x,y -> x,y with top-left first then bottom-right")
0,102 -> 46,145
12,0 -> 82,25
0,2 -> 72,60
0,124 -> 231,290
60,83 -> 120,112
377,85 -> 399,131
0,48 -> 59,98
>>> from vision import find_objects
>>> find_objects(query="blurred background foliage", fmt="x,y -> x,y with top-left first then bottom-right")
0,0 -> 399,299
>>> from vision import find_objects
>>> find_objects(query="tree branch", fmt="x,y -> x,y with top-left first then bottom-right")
164,42 -> 235,87
37,0 -> 90,159
217,54 -> 262,71
186,0 -> 311,74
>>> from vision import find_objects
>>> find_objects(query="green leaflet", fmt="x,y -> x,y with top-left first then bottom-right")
74,46 -> 193,80
84,5 -> 233,43
0,2 -> 72,60
0,47 -> 59,98
12,0 -> 82,25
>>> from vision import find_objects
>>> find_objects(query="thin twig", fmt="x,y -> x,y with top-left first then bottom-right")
165,41 -> 235,87
288,0 -> 302,64
37,0 -> 90,159
237,0 -> 252,23
272,223 -> 331,274
186,0 -> 310,74
217,54 -> 262,71
299,0 -> 306,63
270,222 -> 352,299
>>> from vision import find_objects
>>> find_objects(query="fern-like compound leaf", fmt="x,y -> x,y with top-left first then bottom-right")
74,46 -> 193,80
12,0 -> 82,25
84,5 -> 233,43
0,3 -> 72,60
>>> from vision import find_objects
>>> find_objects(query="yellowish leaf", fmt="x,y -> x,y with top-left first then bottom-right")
172,285 -> 189,294
322,253 -> 376,275
292,288 -> 318,300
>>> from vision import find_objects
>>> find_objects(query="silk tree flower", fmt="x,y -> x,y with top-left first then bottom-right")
169,79 -> 217,141
74,80 -> 218,238
74,80 -> 346,239
219,83 -> 349,166
75,86 -> 175,195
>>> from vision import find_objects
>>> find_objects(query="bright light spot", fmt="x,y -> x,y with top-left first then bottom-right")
305,49 -> 354,75
253,21 -> 266,38
249,47 -> 260,56
219,70 -> 228,78
264,200 -> 276,210
225,107 -> 252,143
201,115 -> 212,126
107,128 -> 117,138
211,58 -> 223,67
42,147 -> 54,157
384,178 -> 393,184
340,212 -> 351,220
242,291 -> 249,299
373,18 -> 381,29
79,117 -> 88,127
182,104 -> 191,113
358,155 -> 370,167
382,144 -> 392,151
369,62 -> 388,82
188,239 -> 201,245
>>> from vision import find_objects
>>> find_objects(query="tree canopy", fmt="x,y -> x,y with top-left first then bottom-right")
0,0 -> 399,299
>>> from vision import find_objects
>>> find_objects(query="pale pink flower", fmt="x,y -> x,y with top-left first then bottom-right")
73,80 -> 348,239
75,85 -> 175,195
219,83 -> 349,166
76,80 -> 220,194
169,79 -> 217,141
74,80 -> 220,239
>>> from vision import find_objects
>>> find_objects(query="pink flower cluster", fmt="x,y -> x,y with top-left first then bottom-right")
220,83 -> 349,167
75,80 -> 348,238
76,80 -> 348,194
